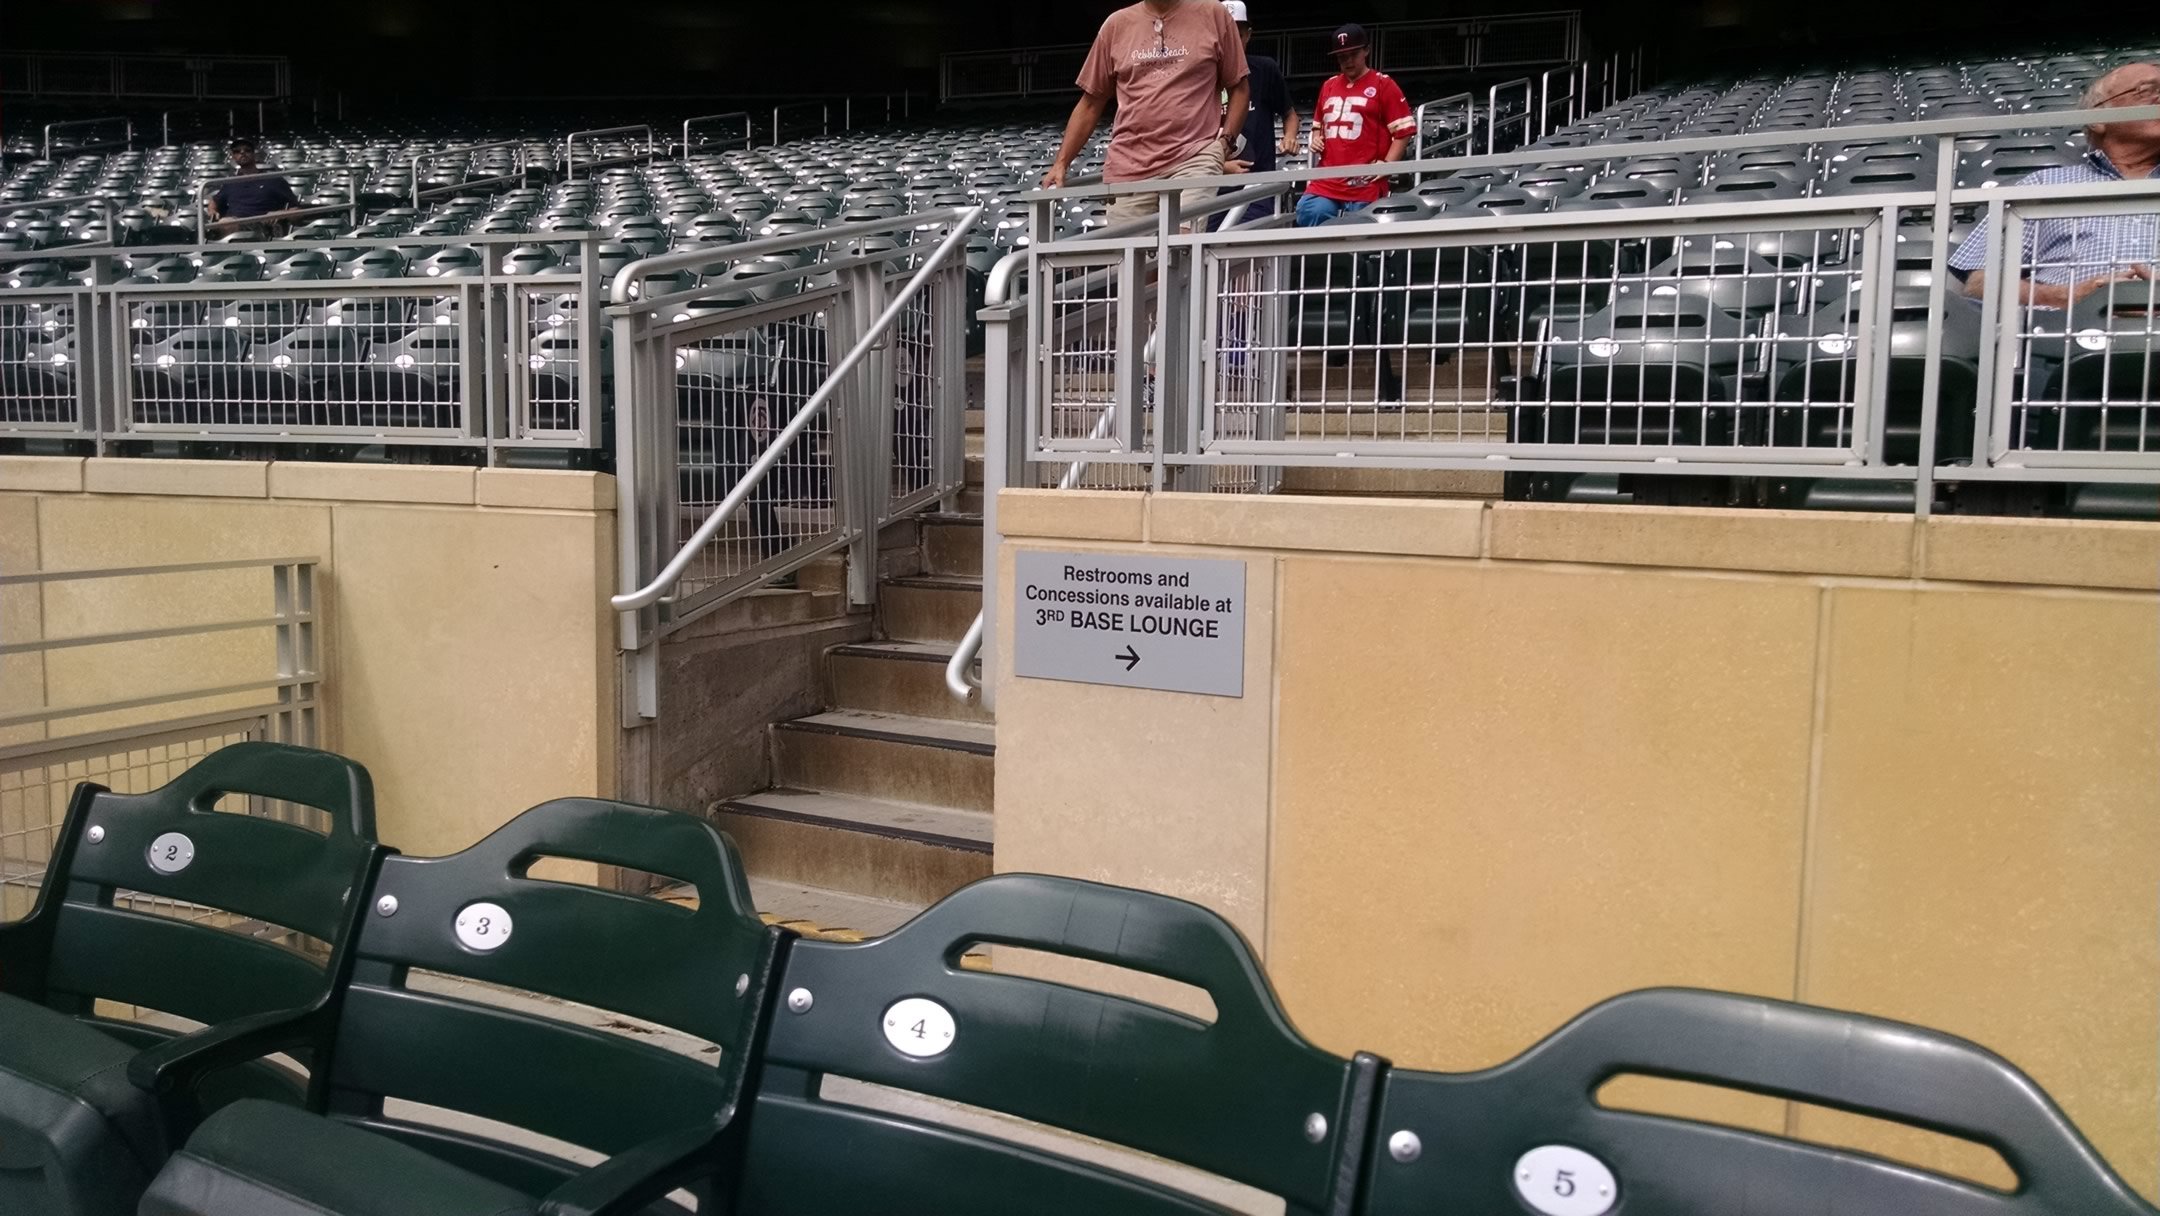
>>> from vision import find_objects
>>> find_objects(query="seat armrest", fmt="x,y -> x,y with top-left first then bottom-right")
539,1118 -> 733,1216
127,1005 -> 324,1097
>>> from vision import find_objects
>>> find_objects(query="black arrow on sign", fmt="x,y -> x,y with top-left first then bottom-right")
1115,646 -> 1141,671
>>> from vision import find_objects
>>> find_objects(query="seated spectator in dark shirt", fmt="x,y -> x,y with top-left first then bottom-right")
207,137 -> 300,223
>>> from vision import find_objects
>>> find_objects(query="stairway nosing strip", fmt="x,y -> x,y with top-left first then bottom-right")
777,717 -> 996,756
719,798 -> 993,853
830,644 -> 955,664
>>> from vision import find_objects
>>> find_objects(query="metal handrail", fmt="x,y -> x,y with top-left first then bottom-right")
1023,104 -> 2160,204
682,111 -> 754,154
410,138 -> 527,208
611,205 -> 985,613
607,205 -> 980,306
1487,77 -> 1535,155
44,116 -> 134,161
564,124 -> 654,180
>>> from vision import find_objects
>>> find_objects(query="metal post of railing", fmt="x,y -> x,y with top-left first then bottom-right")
1911,134 -> 1960,521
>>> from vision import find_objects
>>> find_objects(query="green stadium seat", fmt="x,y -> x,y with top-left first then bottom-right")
727,874 -> 1383,1216
0,743 -> 381,1216
1356,988 -> 2160,1216
137,798 -> 786,1216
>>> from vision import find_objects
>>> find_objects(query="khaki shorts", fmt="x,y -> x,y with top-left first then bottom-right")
1106,142 -> 1226,227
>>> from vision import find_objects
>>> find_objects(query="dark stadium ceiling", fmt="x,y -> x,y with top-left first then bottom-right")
13,0 -> 2155,102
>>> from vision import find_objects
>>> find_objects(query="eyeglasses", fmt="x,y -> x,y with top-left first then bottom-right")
1153,17 -> 1166,53
2094,79 -> 2160,107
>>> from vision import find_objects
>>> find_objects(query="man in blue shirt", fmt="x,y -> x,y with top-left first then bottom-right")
1952,62 -> 2159,308
207,138 -> 301,228
1217,1 -> 1301,222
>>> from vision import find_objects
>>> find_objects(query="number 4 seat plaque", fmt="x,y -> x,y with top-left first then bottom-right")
882,997 -> 956,1058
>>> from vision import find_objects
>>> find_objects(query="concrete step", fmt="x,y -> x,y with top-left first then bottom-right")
829,641 -> 991,723
879,576 -> 983,645
965,453 -> 984,487
747,877 -> 924,939
924,517 -> 984,578
718,788 -> 992,910
772,709 -> 994,813
955,486 -> 986,514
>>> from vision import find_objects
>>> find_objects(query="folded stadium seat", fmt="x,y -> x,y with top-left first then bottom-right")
1767,283 -> 1983,464
1522,291 -> 1751,445
0,744 -> 381,1216
501,243 -> 560,276
720,875 -> 1383,1216
1353,989 -> 2160,1216
365,324 -> 460,406
2023,279 -> 2160,453
240,323 -> 368,427
340,249 -> 410,280
1509,169 -> 1591,205
130,325 -> 252,426
1676,176 -> 1834,268
137,799 -> 788,1216
1958,147 -> 2081,188
267,249 -> 336,280
1412,177 -> 1479,207
1609,155 -> 1698,192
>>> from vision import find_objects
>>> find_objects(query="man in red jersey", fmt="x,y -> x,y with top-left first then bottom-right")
1295,24 -> 1414,227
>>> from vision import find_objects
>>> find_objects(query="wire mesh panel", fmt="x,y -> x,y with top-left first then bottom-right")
1199,217 -> 1876,460
888,269 -> 945,514
1996,203 -> 2160,464
1029,251 -> 1157,490
0,718 -> 264,925
1479,14 -> 1579,69
670,302 -> 839,613
119,286 -> 476,441
0,291 -> 89,433
1386,22 -> 1475,72
942,53 -> 1028,102
513,279 -> 596,442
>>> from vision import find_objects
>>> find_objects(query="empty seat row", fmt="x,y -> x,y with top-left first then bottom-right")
3,743 -> 2155,1216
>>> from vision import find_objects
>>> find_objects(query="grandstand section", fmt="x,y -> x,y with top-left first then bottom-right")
4,20 -> 2160,1207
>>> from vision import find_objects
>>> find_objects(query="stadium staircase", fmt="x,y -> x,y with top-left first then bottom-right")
714,388 -> 993,936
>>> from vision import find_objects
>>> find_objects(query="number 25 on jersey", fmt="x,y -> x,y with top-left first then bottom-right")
1320,94 -> 1369,142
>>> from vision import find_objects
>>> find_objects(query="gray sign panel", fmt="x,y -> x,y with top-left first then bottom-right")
1013,551 -> 1246,698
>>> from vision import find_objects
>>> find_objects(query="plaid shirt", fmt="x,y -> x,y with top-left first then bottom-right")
1949,149 -> 2160,283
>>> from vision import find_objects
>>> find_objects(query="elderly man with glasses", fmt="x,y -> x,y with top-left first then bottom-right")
1952,62 -> 2160,309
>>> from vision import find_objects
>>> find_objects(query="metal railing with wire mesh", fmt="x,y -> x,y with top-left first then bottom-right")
606,208 -> 981,720
949,107 -> 2160,707
0,235 -> 604,452
0,557 -> 325,927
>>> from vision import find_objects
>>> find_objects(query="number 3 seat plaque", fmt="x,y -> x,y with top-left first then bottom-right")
455,902 -> 514,952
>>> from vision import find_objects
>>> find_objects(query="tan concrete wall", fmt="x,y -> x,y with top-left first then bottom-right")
1,458 -> 619,858
995,490 -> 2160,1195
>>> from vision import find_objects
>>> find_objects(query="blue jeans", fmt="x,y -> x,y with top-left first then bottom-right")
1295,194 -> 1369,228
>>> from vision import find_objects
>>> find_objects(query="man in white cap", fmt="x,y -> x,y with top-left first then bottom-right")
1219,2 -> 1301,185
1044,0 -> 1251,229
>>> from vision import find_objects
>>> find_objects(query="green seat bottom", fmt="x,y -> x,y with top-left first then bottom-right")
0,991 -> 165,1216
140,1100 -> 538,1216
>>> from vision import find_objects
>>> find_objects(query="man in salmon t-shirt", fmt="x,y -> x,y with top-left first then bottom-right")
1044,0 -> 1251,228
1295,24 -> 1415,227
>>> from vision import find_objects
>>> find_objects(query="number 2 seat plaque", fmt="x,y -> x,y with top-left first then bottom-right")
148,832 -> 196,875
882,998 -> 956,1058
455,902 -> 514,952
